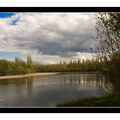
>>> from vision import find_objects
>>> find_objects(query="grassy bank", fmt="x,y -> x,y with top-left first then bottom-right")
57,94 -> 120,107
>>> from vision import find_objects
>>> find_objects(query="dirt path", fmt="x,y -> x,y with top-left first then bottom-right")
0,72 -> 59,80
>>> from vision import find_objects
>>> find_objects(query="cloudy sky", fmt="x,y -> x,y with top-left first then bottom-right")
0,12 -> 97,64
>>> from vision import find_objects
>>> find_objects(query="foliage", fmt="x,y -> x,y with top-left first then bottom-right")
34,59 -> 102,72
0,55 -> 102,76
0,55 -> 34,76
27,55 -> 32,68
57,94 -> 120,107
93,13 -> 120,79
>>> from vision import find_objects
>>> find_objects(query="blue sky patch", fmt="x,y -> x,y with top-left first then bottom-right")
0,51 -> 22,60
9,17 -> 19,25
0,12 -> 16,19
0,12 -> 19,25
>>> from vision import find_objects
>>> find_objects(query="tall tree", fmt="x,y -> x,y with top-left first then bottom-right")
27,55 -> 32,68
95,13 -> 120,60
94,13 -> 120,79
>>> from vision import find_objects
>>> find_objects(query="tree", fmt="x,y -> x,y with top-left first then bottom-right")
94,13 -> 120,79
94,13 -> 120,59
27,55 -> 32,68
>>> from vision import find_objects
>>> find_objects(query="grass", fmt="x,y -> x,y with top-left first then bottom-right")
57,94 -> 120,107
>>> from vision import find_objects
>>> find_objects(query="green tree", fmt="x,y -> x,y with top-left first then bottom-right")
94,13 -> 120,79
27,55 -> 32,68
27,55 -> 34,73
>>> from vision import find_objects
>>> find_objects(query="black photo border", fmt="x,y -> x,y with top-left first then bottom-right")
0,7 -> 120,113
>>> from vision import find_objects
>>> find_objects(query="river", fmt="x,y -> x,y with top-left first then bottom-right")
0,73 -> 112,107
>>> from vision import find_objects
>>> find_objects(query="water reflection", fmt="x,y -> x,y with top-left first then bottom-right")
103,75 -> 120,95
0,73 -> 113,107
27,77 -> 33,95
59,73 -> 107,88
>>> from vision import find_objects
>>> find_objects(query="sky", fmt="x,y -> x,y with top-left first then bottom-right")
0,12 -> 97,64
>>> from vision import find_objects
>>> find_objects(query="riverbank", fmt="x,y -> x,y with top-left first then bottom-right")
0,72 -> 60,80
58,94 -> 120,107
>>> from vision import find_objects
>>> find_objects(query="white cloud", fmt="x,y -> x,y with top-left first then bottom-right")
0,13 -> 97,64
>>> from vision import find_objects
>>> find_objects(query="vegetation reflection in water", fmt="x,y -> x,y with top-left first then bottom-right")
0,73 -> 113,107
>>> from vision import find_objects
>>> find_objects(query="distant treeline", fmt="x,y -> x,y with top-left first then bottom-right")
0,56 -> 103,76
34,59 -> 102,72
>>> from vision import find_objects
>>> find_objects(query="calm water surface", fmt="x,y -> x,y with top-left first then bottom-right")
0,73 -> 112,107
